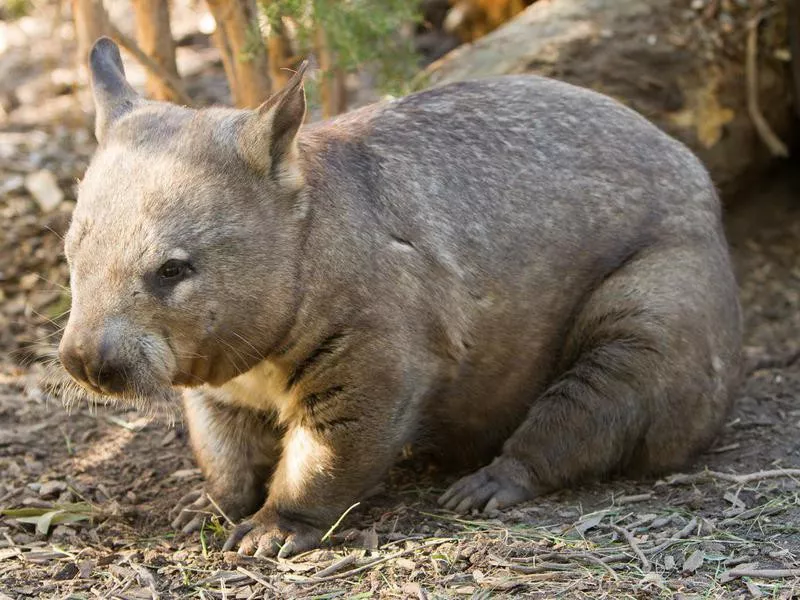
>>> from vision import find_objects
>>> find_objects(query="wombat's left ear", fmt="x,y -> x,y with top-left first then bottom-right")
238,60 -> 308,188
89,37 -> 141,144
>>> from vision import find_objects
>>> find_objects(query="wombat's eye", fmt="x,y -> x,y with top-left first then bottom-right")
157,259 -> 191,282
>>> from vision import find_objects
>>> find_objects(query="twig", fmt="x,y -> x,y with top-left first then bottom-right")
505,552 -> 620,579
616,493 -> 653,504
571,552 -> 620,579
104,21 -> 193,107
664,468 -> 800,486
321,502 -> 360,542
235,566 -> 280,593
721,503 -> 784,525
288,538 -> 450,584
312,554 -> 357,578
746,12 -> 790,157
607,524 -> 651,573
645,517 -> 699,557
721,568 -> 800,582
206,494 -> 235,528
130,563 -> 158,600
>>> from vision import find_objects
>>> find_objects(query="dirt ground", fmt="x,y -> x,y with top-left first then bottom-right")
2,4 -> 800,599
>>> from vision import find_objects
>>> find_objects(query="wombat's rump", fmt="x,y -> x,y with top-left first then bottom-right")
58,38 -> 742,557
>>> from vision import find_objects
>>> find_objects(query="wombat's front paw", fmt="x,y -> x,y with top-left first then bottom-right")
170,489 -> 233,533
222,507 -> 323,559
439,457 -> 534,514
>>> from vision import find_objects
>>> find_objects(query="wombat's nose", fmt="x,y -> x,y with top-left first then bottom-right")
59,338 -> 92,388
91,358 -> 127,394
59,335 -> 128,395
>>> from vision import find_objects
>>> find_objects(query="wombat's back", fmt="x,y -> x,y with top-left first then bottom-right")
301,75 -> 724,301
298,75 -> 738,465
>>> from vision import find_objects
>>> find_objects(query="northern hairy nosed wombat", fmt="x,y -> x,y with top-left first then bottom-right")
56,37 -> 742,557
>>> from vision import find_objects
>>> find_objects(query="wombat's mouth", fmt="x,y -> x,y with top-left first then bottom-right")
40,362 -> 181,424
172,350 -> 247,388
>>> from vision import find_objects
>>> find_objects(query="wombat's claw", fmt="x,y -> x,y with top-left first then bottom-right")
170,489 -> 222,534
224,512 -> 322,559
439,460 -> 533,514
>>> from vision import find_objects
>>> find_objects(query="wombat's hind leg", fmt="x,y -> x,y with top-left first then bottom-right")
440,244 -> 740,513
171,389 -> 283,532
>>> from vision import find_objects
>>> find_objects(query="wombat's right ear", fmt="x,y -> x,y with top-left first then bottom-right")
89,37 -> 141,143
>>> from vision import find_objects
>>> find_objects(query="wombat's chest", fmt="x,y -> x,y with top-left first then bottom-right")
221,361 -> 300,423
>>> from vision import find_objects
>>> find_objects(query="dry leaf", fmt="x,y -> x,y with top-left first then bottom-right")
683,549 -> 704,573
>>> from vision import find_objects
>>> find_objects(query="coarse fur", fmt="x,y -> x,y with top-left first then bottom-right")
58,38 -> 742,557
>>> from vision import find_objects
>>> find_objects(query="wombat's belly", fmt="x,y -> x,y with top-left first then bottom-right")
419,299 -> 570,466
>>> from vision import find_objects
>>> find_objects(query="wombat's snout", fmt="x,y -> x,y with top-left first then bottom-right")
59,332 -> 128,395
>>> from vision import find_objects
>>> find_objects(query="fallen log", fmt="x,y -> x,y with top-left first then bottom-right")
425,0 -> 796,196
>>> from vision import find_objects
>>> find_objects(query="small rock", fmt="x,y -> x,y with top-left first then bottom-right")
38,480 -> 67,498
361,527 -> 379,551
52,561 -> 79,581
56,490 -> 74,504
650,515 -> 673,528
18,272 -> 39,291
51,525 -> 77,541
24,170 -> 64,213
170,468 -> 201,479
0,175 -> 25,195
78,559 -> 94,578
395,557 -> 416,570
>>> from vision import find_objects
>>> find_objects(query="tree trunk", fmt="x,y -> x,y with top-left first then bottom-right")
267,18 -> 291,90
206,0 -> 272,108
72,0 -> 108,69
131,0 -> 180,102
314,27 -> 347,119
425,0 -> 796,196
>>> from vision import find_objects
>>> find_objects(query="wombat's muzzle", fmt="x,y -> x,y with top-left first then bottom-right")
59,333 -> 128,396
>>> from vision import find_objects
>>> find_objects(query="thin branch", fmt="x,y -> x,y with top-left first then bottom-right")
746,12 -> 789,157
645,517 -> 699,557
722,568 -> 800,582
607,524 -> 651,573
105,21 -> 193,107
206,493 -> 235,528
235,566 -> 281,593
663,468 -> 800,487
288,538 -> 450,584
311,554 -> 357,578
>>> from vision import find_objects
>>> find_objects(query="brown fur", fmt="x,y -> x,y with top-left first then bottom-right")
57,38 -> 742,557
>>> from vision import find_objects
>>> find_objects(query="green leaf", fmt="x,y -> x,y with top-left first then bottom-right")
2,503 -> 93,535
1,507 -> 54,518
17,510 -> 61,535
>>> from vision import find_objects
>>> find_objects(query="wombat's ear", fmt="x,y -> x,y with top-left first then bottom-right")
238,60 -> 308,186
89,37 -> 141,144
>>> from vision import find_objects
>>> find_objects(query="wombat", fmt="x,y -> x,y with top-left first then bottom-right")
57,38 -> 742,558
